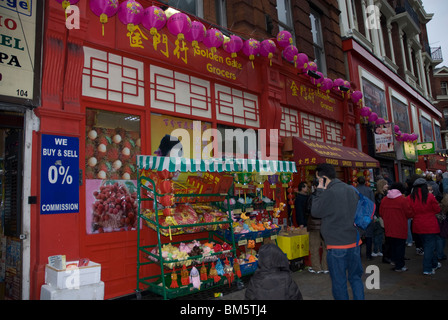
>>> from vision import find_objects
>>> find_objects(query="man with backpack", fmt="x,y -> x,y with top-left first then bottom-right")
311,163 -> 365,300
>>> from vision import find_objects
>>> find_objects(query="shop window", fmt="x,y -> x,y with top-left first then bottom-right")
362,77 -> 387,120
420,116 -> 434,143
85,109 -> 141,234
82,47 -> 145,106
324,120 -> 342,145
217,124 -> 258,159
277,0 -> 295,44
310,8 -> 327,75
150,65 -> 212,118
280,106 -> 300,137
215,84 -> 260,127
301,113 -> 324,142
391,96 -> 410,134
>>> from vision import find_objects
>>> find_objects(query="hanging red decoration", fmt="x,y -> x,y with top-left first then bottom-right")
118,0 -> 144,33
185,20 -> 206,49
296,53 -> 309,71
282,45 -> 298,67
276,30 -> 293,48
166,12 -> 191,41
242,38 -> 260,69
142,5 -> 167,36
320,77 -> 333,93
259,39 -> 277,66
89,0 -> 119,36
223,35 -> 243,58
203,28 -> 224,52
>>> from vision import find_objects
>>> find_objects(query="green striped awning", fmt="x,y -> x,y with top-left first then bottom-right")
137,156 -> 297,173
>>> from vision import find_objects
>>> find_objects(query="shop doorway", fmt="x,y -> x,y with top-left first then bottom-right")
0,112 -> 24,300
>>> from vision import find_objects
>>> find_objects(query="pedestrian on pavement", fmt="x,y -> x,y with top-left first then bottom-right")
374,179 -> 388,259
409,178 -> 442,275
245,243 -> 303,300
356,176 -> 375,260
311,163 -> 364,300
293,181 -> 309,227
307,178 -> 328,274
379,182 -> 415,272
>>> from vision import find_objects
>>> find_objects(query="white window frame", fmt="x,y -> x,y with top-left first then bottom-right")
277,0 -> 296,44
310,8 -> 327,75
166,0 -> 204,18
215,0 -> 227,28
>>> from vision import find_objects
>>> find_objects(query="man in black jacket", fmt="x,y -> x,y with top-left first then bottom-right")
311,163 -> 364,300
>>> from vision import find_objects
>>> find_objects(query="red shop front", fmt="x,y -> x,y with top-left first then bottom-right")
28,1 -> 302,300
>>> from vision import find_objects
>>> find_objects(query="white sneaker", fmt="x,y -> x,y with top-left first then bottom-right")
371,252 -> 378,257
377,252 -> 383,257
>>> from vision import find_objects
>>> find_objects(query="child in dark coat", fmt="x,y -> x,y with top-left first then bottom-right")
245,244 -> 303,300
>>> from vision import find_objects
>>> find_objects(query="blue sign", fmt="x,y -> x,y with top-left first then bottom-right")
41,134 -> 79,214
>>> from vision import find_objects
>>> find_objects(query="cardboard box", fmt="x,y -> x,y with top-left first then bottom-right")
277,233 -> 309,260
40,281 -> 104,300
45,261 -> 101,290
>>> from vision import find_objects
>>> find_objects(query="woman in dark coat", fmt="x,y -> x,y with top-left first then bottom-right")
245,244 -> 303,300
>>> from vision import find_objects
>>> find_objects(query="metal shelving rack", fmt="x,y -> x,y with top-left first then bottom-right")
135,173 -> 237,300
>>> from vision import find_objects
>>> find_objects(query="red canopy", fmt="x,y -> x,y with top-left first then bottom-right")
293,137 -> 379,168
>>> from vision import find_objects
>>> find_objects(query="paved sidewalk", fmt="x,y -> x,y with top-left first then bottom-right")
219,244 -> 448,300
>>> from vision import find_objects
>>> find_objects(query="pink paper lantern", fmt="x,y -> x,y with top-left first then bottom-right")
282,45 -> 298,66
89,0 -> 119,36
223,35 -> 244,58
321,78 -> 334,93
185,21 -> 206,48
368,112 -> 378,123
333,78 -> 345,89
306,61 -> 318,73
394,125 -> 400,133
351,90 -> 363,104
167,12 -> 191,40
118,0 -> 144,32
203,28 -> 224,51
296,53 -> 309,71
142,6 -> 167,35
360,107 -> 371,117
259,39 -> 277,66
276,30 -> 293,48
242,38 -> 260,68
310,72 -> 324,87
402,133 -> 410,141
375,118 -> 386,125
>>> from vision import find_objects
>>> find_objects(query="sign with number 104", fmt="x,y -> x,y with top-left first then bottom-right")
40,134 -> 79,214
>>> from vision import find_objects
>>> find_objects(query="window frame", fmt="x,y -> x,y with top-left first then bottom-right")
310,8 -> 327,75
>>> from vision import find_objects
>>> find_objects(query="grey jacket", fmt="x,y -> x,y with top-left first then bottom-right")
311,178 -> 359,248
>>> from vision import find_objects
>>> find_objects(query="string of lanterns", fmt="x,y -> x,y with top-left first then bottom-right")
60,0 -> 397,131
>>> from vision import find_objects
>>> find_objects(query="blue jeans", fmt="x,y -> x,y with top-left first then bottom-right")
420,234 -> 439,273
436,235 -> 446,260
327,246 -> 365,300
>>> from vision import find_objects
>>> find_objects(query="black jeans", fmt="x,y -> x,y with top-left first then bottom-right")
390,237 -> 406,270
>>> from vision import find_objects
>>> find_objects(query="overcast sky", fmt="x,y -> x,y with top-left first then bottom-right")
422,0 -> 448,68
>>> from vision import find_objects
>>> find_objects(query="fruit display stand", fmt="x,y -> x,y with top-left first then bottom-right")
135,156 -> 297,300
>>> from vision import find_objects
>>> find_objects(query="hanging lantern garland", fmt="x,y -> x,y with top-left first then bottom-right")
86,1 -> 374,105
89,0 -> 119,36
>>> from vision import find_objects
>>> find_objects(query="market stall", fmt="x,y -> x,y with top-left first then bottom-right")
135,155 -> 297,299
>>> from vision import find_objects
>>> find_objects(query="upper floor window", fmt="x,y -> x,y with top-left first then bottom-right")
277,0 -> 295,44
215,0 -> 227,27
167,0 -> 203,17
441,82 -> 448,96
310,8 -> 327,74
